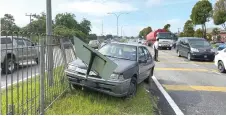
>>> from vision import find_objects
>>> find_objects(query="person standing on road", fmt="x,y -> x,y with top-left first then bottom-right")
153,38 -> 159,61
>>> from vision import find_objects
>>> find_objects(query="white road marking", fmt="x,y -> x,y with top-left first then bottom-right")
152,75 -> 184,115
214,71 -> 222,75
192,63 -> 199,66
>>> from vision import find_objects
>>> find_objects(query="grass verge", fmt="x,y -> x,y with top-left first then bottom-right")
1,66 -> 67,115
46,83 -> 157,115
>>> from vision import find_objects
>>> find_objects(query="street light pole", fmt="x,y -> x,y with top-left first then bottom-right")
107,12 -> 129,37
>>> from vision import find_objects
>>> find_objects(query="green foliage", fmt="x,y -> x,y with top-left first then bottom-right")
206,33 -> 212,41
88,34 -> 97,40
179,32 -> 185,37
183,20 -> 194,37
212,28 -> 220,35
79,18 -> 91,35
190,0 -> 212,25
106,34 -> 113,39
194,28 -> 203,38
213,0 -> 226,29
139,26 -> 152,39
22,12 -> 46,33
163,24 -> 171,32
55,13 -> 78,29
1,14 -> 20,32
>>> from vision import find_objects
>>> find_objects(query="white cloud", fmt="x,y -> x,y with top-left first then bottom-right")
146,0 -> 196,7
165,18 -> 185,32
58,1 -> 138,16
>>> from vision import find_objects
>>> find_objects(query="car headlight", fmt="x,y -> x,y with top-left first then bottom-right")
67,65 -> 78,70
159,44 -> 162,46
191,48 -> 199,52
108,74 -> 124,81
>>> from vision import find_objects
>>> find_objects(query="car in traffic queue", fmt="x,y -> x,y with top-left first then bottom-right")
1,36 -> 39,74
215,48 -> 226,73
65,42 -> 155,97
176,37 -> 215,61
88,40 -> 100,49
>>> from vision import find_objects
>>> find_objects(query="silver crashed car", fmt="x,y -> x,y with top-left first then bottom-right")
65,42 -> 155,97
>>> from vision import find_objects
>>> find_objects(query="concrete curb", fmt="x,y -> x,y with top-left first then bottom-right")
151,75 -> 184,115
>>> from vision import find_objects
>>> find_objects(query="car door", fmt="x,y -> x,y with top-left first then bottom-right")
178,39 -> 185,56
15,38 -> 27,63
24,39 -> 36,59
138,47 -> 146,83
183,39 -> 190,57
143,47 -> 154,79
222,49 -> 226,67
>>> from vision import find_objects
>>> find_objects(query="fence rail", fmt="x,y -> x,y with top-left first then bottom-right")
0,31 -> 76,115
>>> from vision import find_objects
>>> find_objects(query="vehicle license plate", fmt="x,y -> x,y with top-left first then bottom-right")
75,68 -> 96,75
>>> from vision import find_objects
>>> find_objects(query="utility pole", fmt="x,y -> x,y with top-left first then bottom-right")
178,28 -> 181,34
101,20 -> 103,35
107,12 -> 129,37
46,0 -> 53,87
25,13 -> 36,24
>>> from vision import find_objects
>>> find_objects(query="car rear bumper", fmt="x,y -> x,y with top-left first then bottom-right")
190,52 -> 215,60
65,70 -> 131,97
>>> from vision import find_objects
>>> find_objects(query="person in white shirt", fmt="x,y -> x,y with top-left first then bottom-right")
153,38 -> 159,61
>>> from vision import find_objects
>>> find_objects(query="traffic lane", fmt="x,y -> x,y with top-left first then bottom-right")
159,49 -> 218,72
154,50 -> 226,114
1,63 -> 39,88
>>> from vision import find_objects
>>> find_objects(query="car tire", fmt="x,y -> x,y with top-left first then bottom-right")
145,67 -> 154,83
218,61 -> 226,73
126,76 -> 137,98
2,57 -> 16,74
35,58 -> 39,64
177,50 -> 181,57
187,53 -> 192,61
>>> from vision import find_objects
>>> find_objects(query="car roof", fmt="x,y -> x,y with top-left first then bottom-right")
178,37 -> 205,41
110,42 -> 146,47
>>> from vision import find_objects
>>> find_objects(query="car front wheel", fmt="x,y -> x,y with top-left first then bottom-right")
218,61 -> 226,73
126,76 -> 137,98
2,58 -> 16,74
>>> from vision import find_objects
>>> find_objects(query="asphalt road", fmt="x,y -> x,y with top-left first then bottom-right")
1,48 -> 75,88
149,47 -> 226,115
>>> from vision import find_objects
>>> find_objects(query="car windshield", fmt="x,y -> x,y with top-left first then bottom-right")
188,39 -> 211,47
98,43 -> 137,61
157,33 -> 173,39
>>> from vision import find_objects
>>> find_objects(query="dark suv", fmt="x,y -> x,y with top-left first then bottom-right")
176,37 -> 215,61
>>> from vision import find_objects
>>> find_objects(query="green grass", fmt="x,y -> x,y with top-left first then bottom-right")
46,84 -> 157,115
1,66 -> 67,115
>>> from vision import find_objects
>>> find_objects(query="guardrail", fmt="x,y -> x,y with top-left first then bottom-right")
0,31 -> 76,115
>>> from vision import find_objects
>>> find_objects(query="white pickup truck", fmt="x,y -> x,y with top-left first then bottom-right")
1,36 -> 39,74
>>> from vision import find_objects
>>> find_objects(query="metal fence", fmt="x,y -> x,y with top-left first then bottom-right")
0,31 -> 76,115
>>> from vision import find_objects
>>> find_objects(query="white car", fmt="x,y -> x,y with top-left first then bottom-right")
215,48 -> 226,73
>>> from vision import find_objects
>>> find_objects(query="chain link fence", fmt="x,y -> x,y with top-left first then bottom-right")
0,31 -> 76,115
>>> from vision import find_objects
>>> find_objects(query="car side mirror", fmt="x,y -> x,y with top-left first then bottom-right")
139,59 -> 147,63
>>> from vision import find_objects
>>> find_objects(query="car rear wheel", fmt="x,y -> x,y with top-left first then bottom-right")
218,61 -> 226,73
126,76 -> 137,98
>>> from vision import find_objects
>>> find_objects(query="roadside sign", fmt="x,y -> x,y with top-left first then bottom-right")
73,37 -> 117,80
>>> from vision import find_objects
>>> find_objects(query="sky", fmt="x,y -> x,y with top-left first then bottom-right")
0,0 -> 220,37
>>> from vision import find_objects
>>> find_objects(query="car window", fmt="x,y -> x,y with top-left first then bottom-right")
1,38 -> 12,44
24,39 -> 32,46
138,47 -> 145,59
143,47 -> 152,60
15,38 -> 25,46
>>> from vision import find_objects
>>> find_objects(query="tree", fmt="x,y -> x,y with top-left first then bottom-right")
88,34 -> 97,40
179,32 -> 185,37
163,24 -> 171,32
22,12 -> 46,33
212,28 -> 220,36
213,0 -> 226,30
106,34 -> 113,39
183,20 -> 195,37
194,28 -> 203,37
190,0 -> 212,39
139,26 -> 152,39
79,18 -> 91,35
55,13 -> 78,29
1,14 -> 20,32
